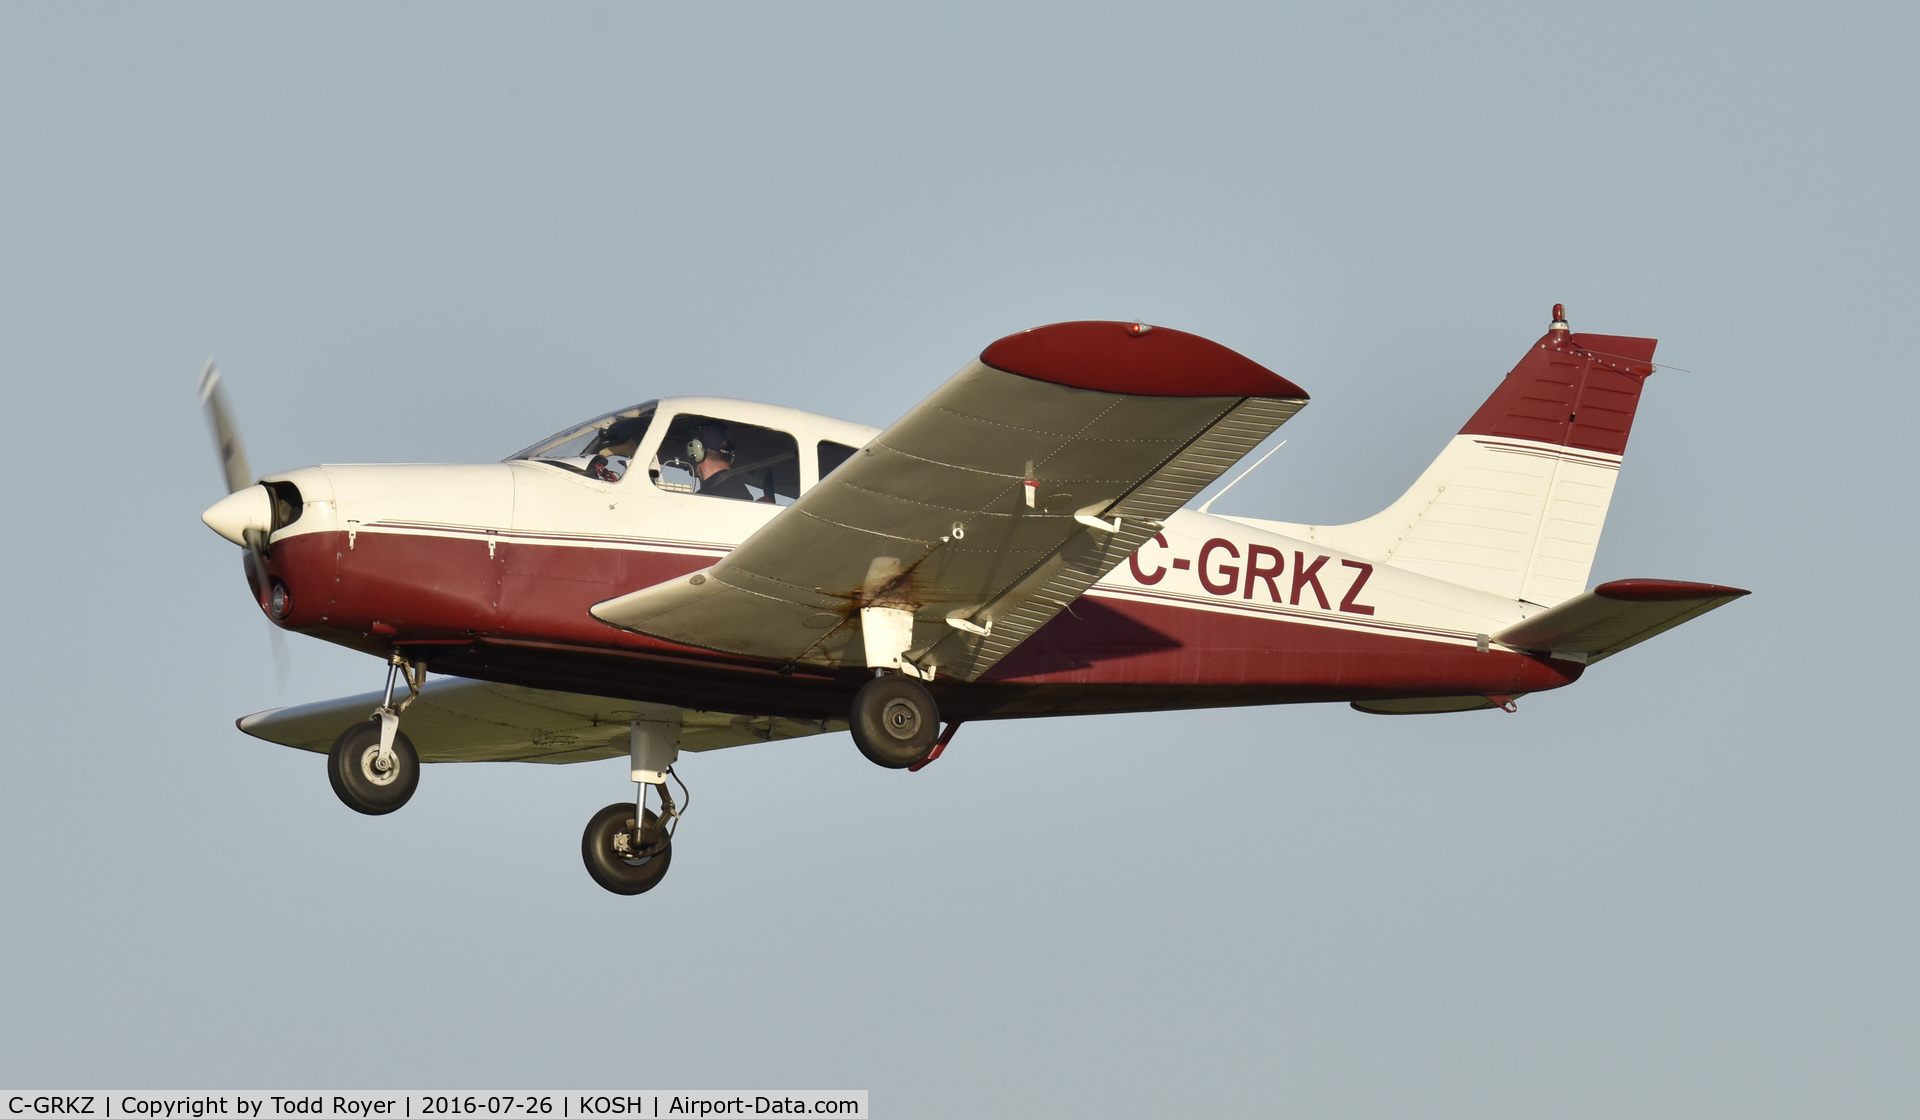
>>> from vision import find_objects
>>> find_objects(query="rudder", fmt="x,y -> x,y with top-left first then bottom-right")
1256,306 -> 1657,606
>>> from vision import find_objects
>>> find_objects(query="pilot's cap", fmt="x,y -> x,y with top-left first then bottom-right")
699,423 -> 735,459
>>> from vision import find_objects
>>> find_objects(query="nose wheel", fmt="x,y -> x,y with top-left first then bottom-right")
327,719 -> 420,814
326,656 -> 426,815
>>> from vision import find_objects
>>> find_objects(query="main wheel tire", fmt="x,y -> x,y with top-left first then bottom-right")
582,802 -> 673,895
849,675 -> 940,769
326,720 -> 420,815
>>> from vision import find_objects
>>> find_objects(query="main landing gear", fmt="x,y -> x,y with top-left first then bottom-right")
582,704 -> 683,895
582,792 -> 676,895
328,656 -> 425,815
850,673 -> 943,769
848,606 -> 958,770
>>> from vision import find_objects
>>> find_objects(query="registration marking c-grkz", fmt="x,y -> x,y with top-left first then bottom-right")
1129,534 -> 1377,616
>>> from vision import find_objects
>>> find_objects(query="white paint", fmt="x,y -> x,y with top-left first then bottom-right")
860,605 -> 917,673
629,703 -> 682,785
200,485 -> 270,546
1230,434 -> 1624,607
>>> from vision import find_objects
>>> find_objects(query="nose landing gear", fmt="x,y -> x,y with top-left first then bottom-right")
327,720 -> 420,814
327,656 -> 425,815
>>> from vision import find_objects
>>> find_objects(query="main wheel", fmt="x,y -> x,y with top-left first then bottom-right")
582,803 -> 673,895
849,675 -> 939,769
326,719 -> 420,815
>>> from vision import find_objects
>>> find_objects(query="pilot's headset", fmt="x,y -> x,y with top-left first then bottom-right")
686,424 -> 735,467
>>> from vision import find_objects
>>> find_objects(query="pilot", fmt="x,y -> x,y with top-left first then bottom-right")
587,416 -> 649,482
692,423 -> 756,501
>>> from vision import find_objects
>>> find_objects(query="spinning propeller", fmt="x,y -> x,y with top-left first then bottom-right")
198,360 -> 291,690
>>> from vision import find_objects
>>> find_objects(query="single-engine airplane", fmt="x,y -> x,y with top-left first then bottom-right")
200,307 -> 1747,894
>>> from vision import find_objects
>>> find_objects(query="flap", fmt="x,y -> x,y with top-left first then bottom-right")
592,321 -> 1308,681
237,678 -> 843,763
1496,578 -> 1750,663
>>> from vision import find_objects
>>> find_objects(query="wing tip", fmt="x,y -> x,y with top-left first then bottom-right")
235,709 -> 280,738
981,320 -> 1308,400
1592,578 -> 1751,602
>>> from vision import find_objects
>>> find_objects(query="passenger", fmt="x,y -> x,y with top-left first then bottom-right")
693,423 -> 756,501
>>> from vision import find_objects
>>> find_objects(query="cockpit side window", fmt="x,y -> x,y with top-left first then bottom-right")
652,414 -> 801,505
507,405 -> 656,482
818,440 -> 860,482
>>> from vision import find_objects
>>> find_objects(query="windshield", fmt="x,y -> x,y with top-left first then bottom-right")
506,403 -> 657,481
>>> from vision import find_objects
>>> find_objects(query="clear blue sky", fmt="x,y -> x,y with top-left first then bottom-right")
2,4 -> 1914,1115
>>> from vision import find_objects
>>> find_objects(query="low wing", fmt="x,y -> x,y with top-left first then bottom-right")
237,678 -> 844,763
592,321 -> 1309,681
1495,578 -> 1750,663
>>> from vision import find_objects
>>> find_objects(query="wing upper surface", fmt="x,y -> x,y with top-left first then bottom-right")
592,321 -> 1309,680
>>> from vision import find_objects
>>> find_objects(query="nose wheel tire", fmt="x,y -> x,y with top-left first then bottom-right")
849,675 -> 940,769
326,719 -> 420,815
582,803 -> 673,895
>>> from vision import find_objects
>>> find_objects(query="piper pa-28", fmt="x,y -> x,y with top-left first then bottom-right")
199,307 -> 1747,894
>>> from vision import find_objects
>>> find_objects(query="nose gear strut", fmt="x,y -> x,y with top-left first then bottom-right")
325,653 -> 427,816
372,654 -> 426,770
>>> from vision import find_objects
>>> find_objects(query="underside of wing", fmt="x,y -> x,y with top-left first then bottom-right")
591,321 -> 1309,681
1495,578 -> 1751,663
237,678 -> 845,763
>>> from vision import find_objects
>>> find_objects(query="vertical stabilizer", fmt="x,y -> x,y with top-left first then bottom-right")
1251,307 -> 1657,606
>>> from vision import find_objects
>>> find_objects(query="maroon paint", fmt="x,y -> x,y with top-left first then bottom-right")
1128,533 -> 1170,585
266,528 -> 1581,706
1290,552 -> 1330,609
1198,538 -> 1240,595
983,593 -> 1582,696
980,321 -> 1309,400
1457,325 -> 1657,457
1593,578 -> 1751,602
1339,559 -> 1377,615
1244,544 -> 1285,602
1570,333 -> 1657,365
268,530 -> 736,667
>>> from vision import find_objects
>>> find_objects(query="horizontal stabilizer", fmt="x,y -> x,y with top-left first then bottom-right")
1495,579 -> 1749,664
237,678 -> 843,763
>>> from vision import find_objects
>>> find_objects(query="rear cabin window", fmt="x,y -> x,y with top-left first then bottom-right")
652,414 -> 801,505
817,440 -> 860,482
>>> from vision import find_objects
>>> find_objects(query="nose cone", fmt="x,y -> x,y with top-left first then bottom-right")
202,485 -> 271,546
